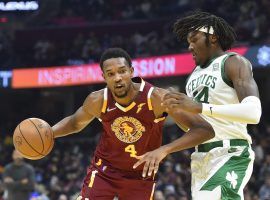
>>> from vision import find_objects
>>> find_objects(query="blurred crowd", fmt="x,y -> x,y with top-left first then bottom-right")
0,0 -> 270,68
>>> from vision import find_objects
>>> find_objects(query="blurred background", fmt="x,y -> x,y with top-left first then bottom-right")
0,0 -> 270,199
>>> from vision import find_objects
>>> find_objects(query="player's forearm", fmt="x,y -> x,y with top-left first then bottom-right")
162,126 -> 215,155
52,115 -> 84,138
202,96 -> 261,124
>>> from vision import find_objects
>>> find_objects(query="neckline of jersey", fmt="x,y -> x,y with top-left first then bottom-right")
199,53 -> 227,69
113,78 -> 145,110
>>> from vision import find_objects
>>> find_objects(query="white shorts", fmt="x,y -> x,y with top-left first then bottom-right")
191,139 -> 254,200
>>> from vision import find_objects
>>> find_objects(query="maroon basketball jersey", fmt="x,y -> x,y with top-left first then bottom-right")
94,77 -> 166,171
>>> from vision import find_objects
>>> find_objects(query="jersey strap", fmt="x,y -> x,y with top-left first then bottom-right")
147,87 -> 154,110
101,88 -> 108,113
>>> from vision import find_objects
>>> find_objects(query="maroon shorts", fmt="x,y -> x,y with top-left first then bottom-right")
78,162 -> 155,200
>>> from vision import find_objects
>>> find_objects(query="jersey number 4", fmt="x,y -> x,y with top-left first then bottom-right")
194,86 -> 209,103
125,144 -> 137,158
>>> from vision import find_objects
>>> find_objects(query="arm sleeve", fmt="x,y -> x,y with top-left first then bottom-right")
202,96 -> 261,124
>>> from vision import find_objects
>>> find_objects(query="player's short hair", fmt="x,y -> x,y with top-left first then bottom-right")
173,11 -> 236,51
100,48 -> 132,70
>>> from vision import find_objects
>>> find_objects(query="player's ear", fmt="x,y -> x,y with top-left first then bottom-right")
130,67 -> 134,76
102,72 -> 105,80
210,34 -> 218,44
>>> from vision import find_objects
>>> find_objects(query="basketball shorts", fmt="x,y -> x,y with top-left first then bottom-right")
76,158 -> 155,200
191,139 -> 254,200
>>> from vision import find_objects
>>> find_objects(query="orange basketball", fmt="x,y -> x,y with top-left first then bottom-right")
13,118 -> 54,160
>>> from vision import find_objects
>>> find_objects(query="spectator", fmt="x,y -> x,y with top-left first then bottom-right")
2,150 -> 35,200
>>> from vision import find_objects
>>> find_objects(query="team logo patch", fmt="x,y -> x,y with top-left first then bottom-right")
111,116 -> 145,143
213,63 -> 219,71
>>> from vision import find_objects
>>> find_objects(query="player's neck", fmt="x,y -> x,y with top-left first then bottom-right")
201,49 -> 225,68
114,83 -> 139,106
210,49 -> 225,59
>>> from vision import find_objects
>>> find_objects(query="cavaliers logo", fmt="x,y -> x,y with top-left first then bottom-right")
111,116 -> 145,143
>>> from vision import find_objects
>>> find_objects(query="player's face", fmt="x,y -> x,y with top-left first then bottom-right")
187,31 -> 212,66
102,57 -> 134,98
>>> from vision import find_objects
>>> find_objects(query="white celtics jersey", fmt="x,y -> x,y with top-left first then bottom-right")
186,53 -> 252,143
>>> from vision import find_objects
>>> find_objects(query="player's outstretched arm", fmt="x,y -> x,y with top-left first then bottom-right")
53,90 -> 103,138
133,88 -> 215,177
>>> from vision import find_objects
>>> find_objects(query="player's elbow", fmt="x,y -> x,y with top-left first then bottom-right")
72,119 -> 86,132
68,115 -> 85,133
247,111 -> 261,124
207,125 -> 215,140
244,104 -> 261,124
201,123 -> 215,140
241,96 -> 262,124
192,122 -> 215,142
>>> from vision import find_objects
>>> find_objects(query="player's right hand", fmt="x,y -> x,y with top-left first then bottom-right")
133,146 -> 168,178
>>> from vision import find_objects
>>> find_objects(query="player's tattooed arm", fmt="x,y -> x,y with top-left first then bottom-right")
53,90 -> 103,138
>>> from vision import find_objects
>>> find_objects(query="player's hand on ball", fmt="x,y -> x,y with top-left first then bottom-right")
133,146 -> 168,178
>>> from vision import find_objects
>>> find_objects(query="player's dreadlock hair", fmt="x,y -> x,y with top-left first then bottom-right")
100,47 -> 132,70
173,11 -> 236,51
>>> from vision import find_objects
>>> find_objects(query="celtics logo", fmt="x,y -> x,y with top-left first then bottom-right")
111,116 -> 145,143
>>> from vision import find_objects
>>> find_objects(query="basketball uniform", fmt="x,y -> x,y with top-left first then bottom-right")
186,53 -> 255,200
78,77 -> 166,200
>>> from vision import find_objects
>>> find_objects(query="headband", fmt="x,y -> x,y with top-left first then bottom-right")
197,26 -> 214,34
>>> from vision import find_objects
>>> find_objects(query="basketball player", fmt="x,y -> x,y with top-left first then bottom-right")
133,12 -> 262,200
52,48 -> 215,200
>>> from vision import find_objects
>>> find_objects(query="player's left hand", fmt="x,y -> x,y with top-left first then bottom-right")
133,147 -> 168,178
162,91 -> 202,114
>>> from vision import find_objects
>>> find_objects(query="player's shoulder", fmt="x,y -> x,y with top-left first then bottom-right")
91,89 -> 105,98
225,53 -> 252,67
150,87 -> 168,114
224,53 -> 253,79
83,89 -> 105,112
86,89 -> 104,103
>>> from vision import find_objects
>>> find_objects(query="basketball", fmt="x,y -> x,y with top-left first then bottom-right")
13,118 -> 54,160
